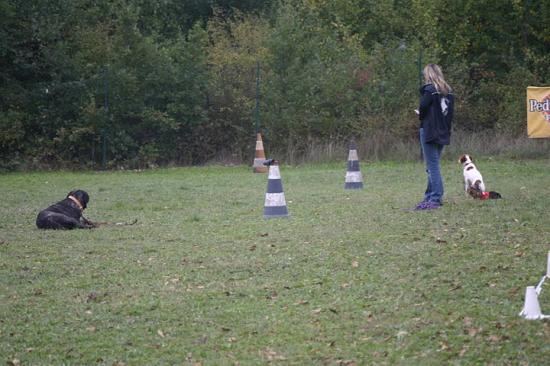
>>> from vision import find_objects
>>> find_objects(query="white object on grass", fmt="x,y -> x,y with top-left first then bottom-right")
519,286 -> 550,320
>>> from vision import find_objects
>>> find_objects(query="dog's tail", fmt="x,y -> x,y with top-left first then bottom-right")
467,180 -> 502,200
488,191 -> 502,199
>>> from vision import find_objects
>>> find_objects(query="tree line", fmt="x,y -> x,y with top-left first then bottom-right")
1,0 -> 548,170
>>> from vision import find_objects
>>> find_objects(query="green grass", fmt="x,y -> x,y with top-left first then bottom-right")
1,159 -> 549,364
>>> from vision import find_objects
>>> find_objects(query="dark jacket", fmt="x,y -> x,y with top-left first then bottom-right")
418,83 -> 454,145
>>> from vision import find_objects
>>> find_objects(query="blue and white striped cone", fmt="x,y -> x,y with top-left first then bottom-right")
344,141 -> 364,189
263,160 -> 289,218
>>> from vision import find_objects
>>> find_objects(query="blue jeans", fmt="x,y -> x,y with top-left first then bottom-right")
419,128 -> 444,204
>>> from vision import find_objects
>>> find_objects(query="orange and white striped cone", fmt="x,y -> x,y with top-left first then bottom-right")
263,159 -> 289,218
344,141 -> 364,189
252,133 -> 268,173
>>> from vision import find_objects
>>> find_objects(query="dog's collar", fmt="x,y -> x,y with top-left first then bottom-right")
68,195 -> 83,210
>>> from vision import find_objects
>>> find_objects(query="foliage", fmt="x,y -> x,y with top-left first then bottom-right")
205,8 -> 271,160
262,1 -> 368,152
1,0 -> 549,170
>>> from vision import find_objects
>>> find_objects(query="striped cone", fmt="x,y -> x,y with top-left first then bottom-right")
263,160 -> 289,218
344,141 -> 364,189
252,133 -> 268,173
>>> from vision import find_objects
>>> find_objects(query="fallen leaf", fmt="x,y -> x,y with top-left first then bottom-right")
488,335 -> 501,343
249,245 -> 257,251
312,308 -> 322,315
295,300 -> 309,305
352,261 -> 359,268
157,329 -> 165,338
260,347 -> 286,361
336,360 -> 357,366
86,292 -> 98,303
394,330 -> 408,343
459,345 -> 468,357
259,233 -> 268,237
7,359 -> 20,366
468,327 -> 482,337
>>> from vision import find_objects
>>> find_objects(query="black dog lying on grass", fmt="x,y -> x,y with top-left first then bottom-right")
36,190 -> 97,229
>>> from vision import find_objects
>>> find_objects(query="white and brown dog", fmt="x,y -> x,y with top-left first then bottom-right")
458,154 -> 485,193
458,154 -> 502,199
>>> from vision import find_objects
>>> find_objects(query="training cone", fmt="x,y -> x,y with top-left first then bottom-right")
263,159 -> 289,218
252,133 -> 268,173
344,141 -> 364,189
519,286 -> 549,320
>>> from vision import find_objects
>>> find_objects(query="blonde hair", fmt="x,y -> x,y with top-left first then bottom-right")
423,64 -> 452,96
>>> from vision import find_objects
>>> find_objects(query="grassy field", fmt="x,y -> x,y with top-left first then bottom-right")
1,158 -> 549,365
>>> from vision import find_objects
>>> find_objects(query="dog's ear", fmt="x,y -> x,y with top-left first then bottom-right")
458,154 -> 466,164
469,154 -> 474,162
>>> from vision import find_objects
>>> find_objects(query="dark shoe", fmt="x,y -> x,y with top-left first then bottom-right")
414,201 -> 441,210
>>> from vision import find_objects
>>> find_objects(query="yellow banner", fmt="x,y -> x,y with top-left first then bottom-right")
527,86 -> 550,138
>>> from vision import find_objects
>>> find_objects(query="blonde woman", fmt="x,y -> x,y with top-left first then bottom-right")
414,64 -> 454,210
